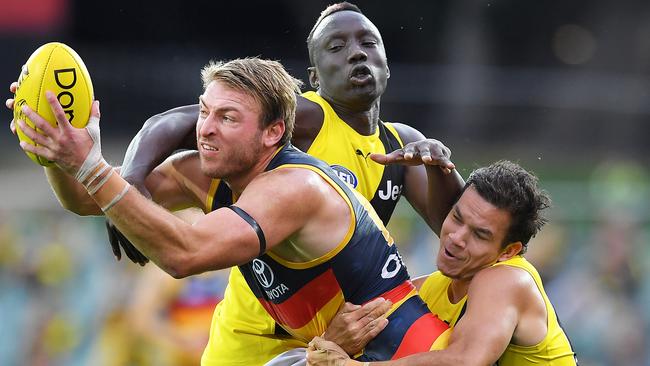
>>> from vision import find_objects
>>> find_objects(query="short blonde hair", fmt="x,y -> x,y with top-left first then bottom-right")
201,57 -> 303,145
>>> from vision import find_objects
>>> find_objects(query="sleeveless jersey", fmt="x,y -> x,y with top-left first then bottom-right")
493,256 -> 577,366
201,92 -> 410,365
419,271 -> 467,327
204,144 -> 449,362
419,257 -> 577,365
302,91 -> 405,226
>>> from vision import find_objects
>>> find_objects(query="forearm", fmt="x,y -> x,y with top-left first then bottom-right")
369,349 -> 467,366
425,166 -> 464,235
91,171 -> 199,277
121,105 -> 199,184
44,166 -> 103,215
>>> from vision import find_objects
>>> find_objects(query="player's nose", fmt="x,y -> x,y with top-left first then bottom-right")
347,43 -> 367,63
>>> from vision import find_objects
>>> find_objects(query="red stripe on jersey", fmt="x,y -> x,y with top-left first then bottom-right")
368,280 -> 415,305
391,313 -> 450,360
259,268 -> 341,329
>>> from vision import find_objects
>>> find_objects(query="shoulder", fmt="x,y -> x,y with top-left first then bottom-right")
160,150 -> 211,190
469,264 -> 539,308
387,122 -> 425,144
247,166 -> 332,200
293,95 -> 325,151
168,150 -> 201,175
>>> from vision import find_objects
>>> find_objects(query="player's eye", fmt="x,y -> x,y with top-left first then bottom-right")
328,42 -> 344,51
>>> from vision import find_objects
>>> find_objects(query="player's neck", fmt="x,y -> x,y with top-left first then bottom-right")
324,95 -> 381,135
448,279 -> 470,304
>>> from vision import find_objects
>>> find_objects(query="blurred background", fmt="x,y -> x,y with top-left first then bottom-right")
1,0 -> 649,365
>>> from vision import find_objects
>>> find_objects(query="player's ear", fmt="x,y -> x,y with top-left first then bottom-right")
308,67 -> 319,89
264,119 -> 285,147
497,241 -> 523,262
386,65 -> 390,79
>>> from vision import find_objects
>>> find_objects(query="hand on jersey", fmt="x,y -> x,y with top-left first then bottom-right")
307,336 -> 351,366
370,138 -> 456,174
323,297 -> 392,355
17,90 -> 101,177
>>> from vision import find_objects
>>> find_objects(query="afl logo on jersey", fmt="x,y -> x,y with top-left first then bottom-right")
252,259 -> 275,288
330,165 -> 358,188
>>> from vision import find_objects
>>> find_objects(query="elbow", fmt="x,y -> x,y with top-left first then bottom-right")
159,252 -> 200,279
58,198 -> 99,216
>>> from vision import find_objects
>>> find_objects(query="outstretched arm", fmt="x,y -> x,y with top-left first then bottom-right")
376,124 -> 464,236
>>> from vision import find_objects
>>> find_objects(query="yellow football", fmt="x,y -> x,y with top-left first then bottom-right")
14,42 -> 94,166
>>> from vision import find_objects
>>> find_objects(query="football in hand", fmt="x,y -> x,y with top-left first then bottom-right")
13,42 -> 94,166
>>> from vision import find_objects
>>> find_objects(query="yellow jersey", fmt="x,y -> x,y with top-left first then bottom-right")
419,256 -> 577,365
494,256 -> 577,365
201,92 -> 407,365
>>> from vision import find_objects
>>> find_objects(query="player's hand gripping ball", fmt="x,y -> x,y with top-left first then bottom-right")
13,42 -> 94,166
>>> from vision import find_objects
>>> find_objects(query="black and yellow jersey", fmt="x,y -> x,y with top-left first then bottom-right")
302,91 -> 405,225
200,92 -> 412,365
205,144 -> 449,361
419,256 -> 578,366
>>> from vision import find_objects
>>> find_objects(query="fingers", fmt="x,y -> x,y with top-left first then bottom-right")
10,119 -> 16,135
105,220 -> 122,260
366,297 -> 392,320
337,302 -> 361,314
19,139 -> 54,161
307,336 -> 330,351
44,91 -> 72,131
369,151 -> 404,165
91,100 -> 100,119
20,104 -> 58,137
10,82 -> 17,93
5,97 -> 14,111
364,317 -> 389,339
354,297 -> 390,323
16,119 -> 51,147
115,229 -> 149,265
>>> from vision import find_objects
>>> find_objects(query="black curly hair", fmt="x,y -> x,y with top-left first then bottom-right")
464,160 -> 551,253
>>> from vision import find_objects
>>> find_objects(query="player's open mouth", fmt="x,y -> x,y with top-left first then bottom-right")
201,143 -> 218,152
349,65 -> 372,85
444,247 -> 457,259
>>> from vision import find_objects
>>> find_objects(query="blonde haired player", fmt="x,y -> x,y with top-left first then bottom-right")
12,57 -> 453,363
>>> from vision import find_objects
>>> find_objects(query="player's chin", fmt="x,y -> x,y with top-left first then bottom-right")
347,87 -> 380,103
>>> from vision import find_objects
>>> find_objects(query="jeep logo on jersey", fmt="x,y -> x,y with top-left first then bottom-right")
330,165 -> 358,188
252,259 -> 274,288
378,180 -> 402,201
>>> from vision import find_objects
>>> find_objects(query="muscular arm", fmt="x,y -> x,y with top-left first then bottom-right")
120,104 -> 199,189
390,124 -> 464,236
310,266 -> 527,366
96,167 -> 343,279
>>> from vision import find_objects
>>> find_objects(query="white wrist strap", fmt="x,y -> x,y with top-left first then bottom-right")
88,169 -> 115,195
101,183 -> 130,212
74,115 -> 104,183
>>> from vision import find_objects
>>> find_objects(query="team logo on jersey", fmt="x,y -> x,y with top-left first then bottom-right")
378,179 -> 402,201
355,149 -> 372,166
381,253 -> 405,279
330,165 -> 358,188
252,259 -> 274,288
